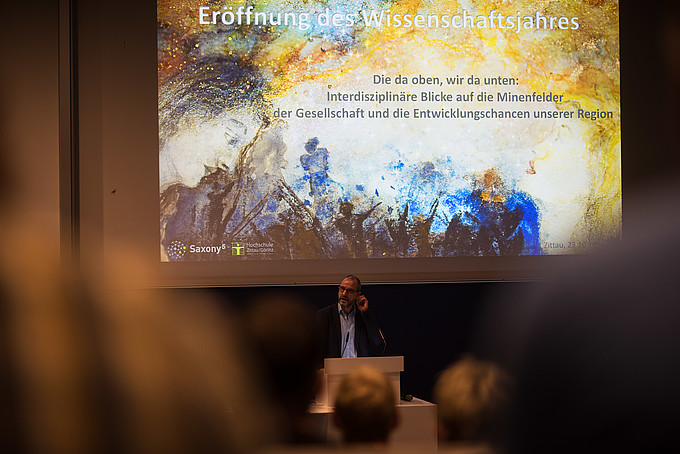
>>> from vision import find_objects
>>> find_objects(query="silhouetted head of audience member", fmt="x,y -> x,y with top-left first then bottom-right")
476,182 -> 680,454
0,230 -> 272,454
434,356 -> 512,446
240,294 -> 323,444
493,223 -> 680,453
332,366 -> 399,445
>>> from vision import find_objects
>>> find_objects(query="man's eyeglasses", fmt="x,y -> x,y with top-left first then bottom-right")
338,286 -> 357,294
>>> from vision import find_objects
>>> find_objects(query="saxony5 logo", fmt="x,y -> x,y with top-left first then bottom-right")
166,240 -> 187,261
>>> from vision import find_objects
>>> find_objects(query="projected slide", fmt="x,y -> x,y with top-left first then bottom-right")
158,0 -> 621,262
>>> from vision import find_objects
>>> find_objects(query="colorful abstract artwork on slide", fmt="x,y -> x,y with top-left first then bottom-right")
158,0 -> 621,261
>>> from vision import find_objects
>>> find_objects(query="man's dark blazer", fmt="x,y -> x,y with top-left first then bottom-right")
315,303 -> 385,364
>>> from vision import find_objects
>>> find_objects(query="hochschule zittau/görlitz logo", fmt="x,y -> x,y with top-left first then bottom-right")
231,242 -> 245,255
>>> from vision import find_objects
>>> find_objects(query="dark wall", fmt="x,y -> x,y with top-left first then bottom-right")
620,2 -> 680,194
205,280 -> 533,402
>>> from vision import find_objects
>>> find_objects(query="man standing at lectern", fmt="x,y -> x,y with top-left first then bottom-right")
316,275 -> 386,362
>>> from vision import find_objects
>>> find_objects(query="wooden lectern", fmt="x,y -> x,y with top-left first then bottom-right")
316,356 -> 404,407
310,356 -> 437,452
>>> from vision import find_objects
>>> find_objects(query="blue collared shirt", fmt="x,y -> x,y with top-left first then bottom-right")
338,303 -> 357,358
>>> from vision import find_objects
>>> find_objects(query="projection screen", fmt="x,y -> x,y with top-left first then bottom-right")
76,0 -> 621,286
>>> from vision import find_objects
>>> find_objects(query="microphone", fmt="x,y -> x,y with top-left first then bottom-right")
341,331 -> 350,357
379,328 -> 387,356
